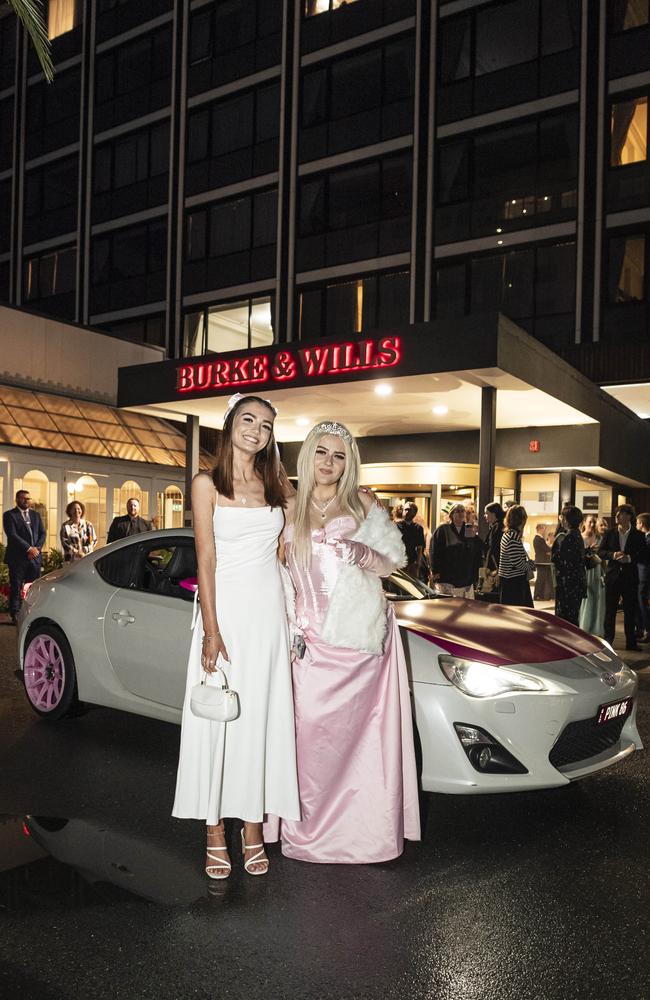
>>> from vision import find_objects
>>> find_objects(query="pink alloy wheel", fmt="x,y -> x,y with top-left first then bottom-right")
24,634 -> 66,711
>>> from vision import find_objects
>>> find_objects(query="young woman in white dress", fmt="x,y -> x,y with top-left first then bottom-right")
173,394 -> 300,877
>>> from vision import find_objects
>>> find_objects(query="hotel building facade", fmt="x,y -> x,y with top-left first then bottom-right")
1,0 -> 650,544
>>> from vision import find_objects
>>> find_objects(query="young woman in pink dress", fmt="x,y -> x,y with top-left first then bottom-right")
267,421 -> 420,863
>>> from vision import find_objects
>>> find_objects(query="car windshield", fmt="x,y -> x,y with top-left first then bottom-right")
382,571 -> 437,601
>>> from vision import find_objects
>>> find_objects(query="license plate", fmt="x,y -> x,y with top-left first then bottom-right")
596,697 -> 633,726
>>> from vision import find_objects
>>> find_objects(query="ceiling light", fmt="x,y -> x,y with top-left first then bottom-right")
432,405 -> 449,416
295,417 -> 310,426
374,384 -> 393,396
497,239 -> 503,245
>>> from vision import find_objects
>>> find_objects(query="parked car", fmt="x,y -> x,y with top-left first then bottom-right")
17,529 -> 642,794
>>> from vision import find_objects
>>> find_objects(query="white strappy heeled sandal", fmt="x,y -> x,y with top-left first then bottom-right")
240,829 -> 269,876
205,833 -> 232,880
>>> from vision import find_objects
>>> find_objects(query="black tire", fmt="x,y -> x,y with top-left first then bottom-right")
22,623 -> 81,721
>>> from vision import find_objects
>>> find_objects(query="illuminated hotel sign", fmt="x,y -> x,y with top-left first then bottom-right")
175,335 -> 401,393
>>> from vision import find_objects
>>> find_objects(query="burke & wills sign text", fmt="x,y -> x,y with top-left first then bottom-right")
176,335 -> 401,393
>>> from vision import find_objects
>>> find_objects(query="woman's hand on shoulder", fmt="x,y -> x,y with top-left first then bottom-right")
358,487 -> 381,513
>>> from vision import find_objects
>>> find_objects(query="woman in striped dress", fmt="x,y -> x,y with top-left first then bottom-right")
499,505 -> 534,607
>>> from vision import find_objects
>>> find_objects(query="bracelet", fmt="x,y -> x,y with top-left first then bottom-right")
203,632 -> 220,640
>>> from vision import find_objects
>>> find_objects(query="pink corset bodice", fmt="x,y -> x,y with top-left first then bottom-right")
285,516 -> 357,634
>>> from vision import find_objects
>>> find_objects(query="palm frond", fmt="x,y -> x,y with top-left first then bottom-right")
6,0 -> 54,82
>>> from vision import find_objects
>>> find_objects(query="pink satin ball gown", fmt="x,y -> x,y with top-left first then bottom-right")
266,515 -> 421,863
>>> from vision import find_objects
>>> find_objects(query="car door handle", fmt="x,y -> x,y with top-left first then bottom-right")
112,610 -> 135,626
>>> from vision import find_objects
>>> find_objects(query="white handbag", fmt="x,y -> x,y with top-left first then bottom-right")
190,665 -> 240,722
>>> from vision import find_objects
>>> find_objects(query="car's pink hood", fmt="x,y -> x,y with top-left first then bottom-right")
395,598 -> 604,666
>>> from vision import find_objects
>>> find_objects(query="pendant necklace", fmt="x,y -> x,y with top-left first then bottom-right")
311,494 -> 337,521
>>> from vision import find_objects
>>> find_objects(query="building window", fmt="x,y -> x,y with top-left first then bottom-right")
0,15 -> 16,89
304,1 -> 360,15
67,474 -> 107,549
297,270 -> 410,340
26,67 -> 81,159
94,25 -> 172,130
183,295 -> 275,357
187,0 -> 282,93
24,156 -> 78,243
91,220 -> 167,313
157,485 -> 184,530
611,96 -> 648,166
0,179 -> 12,254
48,0 -> 83,40
610,1 -> 649,31
607,235 -> 646,302
186,83 -> 280,195
434,243 -> 576,349
436,110 -> 578,243
99,314 -> 166,348
24,246 -> 76,308
14,470 -> 58,551
93,121 -> 169,223
438,0 -> 580,122
299,35 -> 415,161
183,190 -> 277,294
297,154 -> 411,270
0,97 -> 14,171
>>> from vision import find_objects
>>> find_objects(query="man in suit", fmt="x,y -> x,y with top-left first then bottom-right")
635,512 -> 650,642
107,497 -> 152,544
600,504 -> 649,651
3,490 -> 46,624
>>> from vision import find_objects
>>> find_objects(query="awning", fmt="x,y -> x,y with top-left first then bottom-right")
117,313 -> 650,488
0,383 -> 211,469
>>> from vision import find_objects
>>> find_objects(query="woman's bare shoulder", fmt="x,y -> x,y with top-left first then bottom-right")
358,487 -> 378,514
192,471 -> 216,502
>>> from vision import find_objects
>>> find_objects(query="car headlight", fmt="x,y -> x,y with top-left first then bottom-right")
439,654 -> 546,697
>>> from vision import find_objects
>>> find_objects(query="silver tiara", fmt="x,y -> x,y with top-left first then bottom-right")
314,421 -> 353,443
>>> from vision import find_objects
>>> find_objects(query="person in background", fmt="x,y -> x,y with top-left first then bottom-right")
635,512 -> 650,643
597,516 -> 609,538
579,513 -> 605,636
430,502 -> 482,598
2,490 -> 46,624
600,504 -> 648,651
533,523 -> 553,601
499,505 -> 534,607
551,506 -> 587,627
391,503 -> 404,523
397,502 -> 425,579
463,499 -> 478,527
107,497 -> 152,543
60,501 -> 97,563
483,502 -> 505,569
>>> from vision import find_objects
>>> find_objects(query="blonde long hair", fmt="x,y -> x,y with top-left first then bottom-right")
292,422 -> 365,569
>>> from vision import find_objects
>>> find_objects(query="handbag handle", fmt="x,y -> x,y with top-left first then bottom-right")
201,665 -> 229,690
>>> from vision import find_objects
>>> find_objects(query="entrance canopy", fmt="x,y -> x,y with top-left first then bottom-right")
118,313 -> 650,488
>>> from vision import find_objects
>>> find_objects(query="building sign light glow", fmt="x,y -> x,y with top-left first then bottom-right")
175,336 -> 402,393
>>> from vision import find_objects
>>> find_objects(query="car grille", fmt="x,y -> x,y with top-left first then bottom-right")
549,715 -> 628,769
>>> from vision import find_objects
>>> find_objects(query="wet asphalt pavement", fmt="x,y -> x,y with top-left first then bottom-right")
0,619 -> 648,1000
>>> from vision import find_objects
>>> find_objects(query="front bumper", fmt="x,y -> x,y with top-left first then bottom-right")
413,668 -> 640,794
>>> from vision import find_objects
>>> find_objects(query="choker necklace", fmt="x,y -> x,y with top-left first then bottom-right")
311,494 -> 337,521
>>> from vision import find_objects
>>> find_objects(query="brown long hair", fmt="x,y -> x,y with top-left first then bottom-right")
212,395 -> 286,508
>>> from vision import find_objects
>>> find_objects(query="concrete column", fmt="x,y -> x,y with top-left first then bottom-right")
478,387 -> 497,539
184,414 -> 199,526
559,470 -> 575,511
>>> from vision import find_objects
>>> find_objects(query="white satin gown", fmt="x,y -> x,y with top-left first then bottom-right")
172,502 -> 300,825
